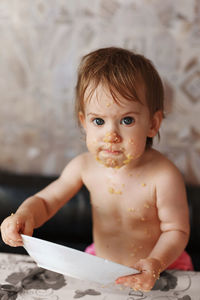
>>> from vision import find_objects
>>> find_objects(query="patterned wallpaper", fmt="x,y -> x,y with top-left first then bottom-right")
0,0 -> 199,184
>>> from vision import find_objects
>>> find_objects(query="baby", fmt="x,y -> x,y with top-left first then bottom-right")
0,47 -> 192,291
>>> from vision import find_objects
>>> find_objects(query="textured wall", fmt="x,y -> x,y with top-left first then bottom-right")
0,0 -> 199,184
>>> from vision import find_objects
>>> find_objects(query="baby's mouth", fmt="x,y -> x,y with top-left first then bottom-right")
101,147 -> 123,156
102,148 -> 121,154
96,149 -> 133,169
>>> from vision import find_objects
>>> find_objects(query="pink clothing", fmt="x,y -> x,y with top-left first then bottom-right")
167,251 -> 194,271
85,243 -> 193,271
85,243 -> 96,255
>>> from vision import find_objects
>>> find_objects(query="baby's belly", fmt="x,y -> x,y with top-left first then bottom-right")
93,217 -> 161,267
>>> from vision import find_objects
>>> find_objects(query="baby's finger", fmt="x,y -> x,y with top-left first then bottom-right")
6,221 -> 22,240
115,274 -> 138,286
117,275 -> 153,291
23,220 -> 34,237
1,230 -> 23,247
1,217 -> 23,244
6,238 -> 23,247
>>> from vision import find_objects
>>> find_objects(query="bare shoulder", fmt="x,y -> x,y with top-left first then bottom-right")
150,149 -> 184,184
148,149 -> 186,203
80,151 -> 94,163
74,152 -> 94,169
60,152 -> 93,177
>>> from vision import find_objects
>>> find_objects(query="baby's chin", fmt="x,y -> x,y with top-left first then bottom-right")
95,153 -> 133,169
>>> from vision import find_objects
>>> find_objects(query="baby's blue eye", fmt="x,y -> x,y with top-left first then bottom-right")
120,116 -> 134,125
93,118 -> 105,126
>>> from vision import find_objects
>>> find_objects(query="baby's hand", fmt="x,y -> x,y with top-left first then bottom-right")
0,213 -> 34,247
115,258 -> 162,291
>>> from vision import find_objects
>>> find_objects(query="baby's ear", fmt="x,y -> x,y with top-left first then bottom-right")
79,111 -> 86,129
148,110 -> 163,137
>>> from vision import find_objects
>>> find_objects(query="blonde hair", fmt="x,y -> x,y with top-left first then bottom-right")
75,47 -> 164,148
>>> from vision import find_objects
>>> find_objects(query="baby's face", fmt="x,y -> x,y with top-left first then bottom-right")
80,83 -> 154,169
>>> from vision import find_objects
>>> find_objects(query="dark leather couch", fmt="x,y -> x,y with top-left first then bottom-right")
0,171 -> 199,270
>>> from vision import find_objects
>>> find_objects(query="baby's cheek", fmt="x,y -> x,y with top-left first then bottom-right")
86,137 -> 98,152
127,140 -> 146,159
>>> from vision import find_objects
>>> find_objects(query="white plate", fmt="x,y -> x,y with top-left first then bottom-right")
22,234 -> 138,284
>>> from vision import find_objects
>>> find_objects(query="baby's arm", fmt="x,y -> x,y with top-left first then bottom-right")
147,166 -> 190,268
116,165 -> 190,291
0,155 -> 84,247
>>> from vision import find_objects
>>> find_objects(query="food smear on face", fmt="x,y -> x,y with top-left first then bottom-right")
96,146 -> 134,169
103,132 -> 111,143
96,156 -> 104,164
106,158 -> 118,168
103,132 -> 121,143
123,154 -> 133,165
96,156 -> 121,168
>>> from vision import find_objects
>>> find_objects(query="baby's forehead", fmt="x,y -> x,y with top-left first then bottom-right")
84,92 -> 145,118
84,82 -> 145,107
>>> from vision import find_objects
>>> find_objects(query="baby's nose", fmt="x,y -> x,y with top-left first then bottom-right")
103,132 -> 122,143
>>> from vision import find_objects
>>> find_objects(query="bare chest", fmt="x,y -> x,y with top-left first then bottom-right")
83,168 -> 157,226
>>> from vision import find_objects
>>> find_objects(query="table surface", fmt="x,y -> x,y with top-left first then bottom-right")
0,252 -> 199,300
